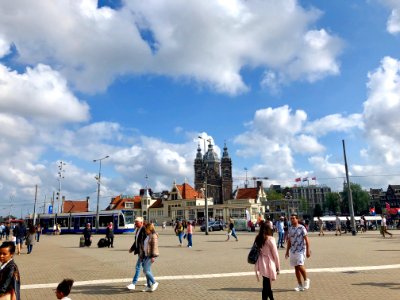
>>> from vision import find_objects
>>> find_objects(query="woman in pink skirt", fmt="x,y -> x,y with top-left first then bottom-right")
255,221 -> 280,300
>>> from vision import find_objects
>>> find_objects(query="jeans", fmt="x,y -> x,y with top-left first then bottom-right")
27,244 -> 33,253
187,233 -> 193,247
231,228 -> 238,240
132,257 -> 143,284
178,232 -> 184,244
143,257 -> 156,287
278,232 -> 284,247
36,232 -> 41,242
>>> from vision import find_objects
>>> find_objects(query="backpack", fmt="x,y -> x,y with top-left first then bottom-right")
247,242 -> 259,264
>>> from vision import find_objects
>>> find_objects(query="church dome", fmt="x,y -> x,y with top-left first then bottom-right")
204,144 -> 220,162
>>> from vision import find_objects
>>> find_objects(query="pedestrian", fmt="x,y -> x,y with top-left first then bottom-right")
12,222 -> 26,256
105,222 -> 114,248
381,215 -> 393,238
226,218 -> 238,241
162,221 -> 166,231
174,221 -> 184,247
36,224 -> 42,242
255,221 -> 280,300
142,223 -> 159,292
345,217 -> 351,233
285,214 -> 311,292
4,225 -> 10,241
0,241 -> 21,299
25,224 -> 36,254
55,278 -> 74,300
186,221 -> 193,248
335,215 -> 341,236
360,215 -> 366,233
317,217 -> 324,236
82,223 -> 92,247
0,224 -> 4,240
276,217 -> 285,248
127,217 -> 146,291
283,217 -> 289,242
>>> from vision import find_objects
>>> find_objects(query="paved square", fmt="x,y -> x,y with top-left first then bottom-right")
11,227 -> 400,299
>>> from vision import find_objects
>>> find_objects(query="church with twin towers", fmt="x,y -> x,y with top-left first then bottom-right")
194,141 -> 233,204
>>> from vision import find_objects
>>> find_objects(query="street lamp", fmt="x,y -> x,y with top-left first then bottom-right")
93,155 -> 109,233
57,161 -> 66,214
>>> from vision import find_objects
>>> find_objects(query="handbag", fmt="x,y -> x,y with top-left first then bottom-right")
247,242 -> 259,264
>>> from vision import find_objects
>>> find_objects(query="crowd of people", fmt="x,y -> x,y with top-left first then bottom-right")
0,212 -> 397,299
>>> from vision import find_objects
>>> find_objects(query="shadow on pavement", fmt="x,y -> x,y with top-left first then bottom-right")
352,282 -> 400,290
73,285 -> 134,296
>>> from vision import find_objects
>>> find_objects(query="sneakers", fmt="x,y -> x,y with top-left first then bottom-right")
151,282 -> 159,292
142,286 -> 152,292
127,283 -> 136,290
304,278 -> 310,290
294,284 -> 304,292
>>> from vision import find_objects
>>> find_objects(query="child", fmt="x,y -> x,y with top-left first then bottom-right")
0,241 -> 21,299
55,279 -> 74,300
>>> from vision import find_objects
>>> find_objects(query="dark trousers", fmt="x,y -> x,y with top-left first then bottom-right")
107,236 -> 114,247
262,276 -> 274,300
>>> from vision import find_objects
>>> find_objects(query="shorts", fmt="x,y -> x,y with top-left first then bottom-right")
289,252 -> 305,267
16,237 -> 24,244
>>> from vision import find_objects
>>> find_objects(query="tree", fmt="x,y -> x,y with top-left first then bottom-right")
340,183 -> 370,215
299,198 -> 309,216
267,190 -> 283,200
313,204 -> 323,217
324,192 -> 341,214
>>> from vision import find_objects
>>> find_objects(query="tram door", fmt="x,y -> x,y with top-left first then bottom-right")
114,214 -> 119,229
73,217 -> 80,232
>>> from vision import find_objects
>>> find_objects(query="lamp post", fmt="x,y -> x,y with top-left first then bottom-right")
93,155 -> 109,233
57,161 -> 66,214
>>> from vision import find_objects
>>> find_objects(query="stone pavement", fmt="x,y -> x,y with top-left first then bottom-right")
10,227 -> 400,299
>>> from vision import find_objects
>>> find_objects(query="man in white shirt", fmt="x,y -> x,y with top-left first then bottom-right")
285,214 -> 311,292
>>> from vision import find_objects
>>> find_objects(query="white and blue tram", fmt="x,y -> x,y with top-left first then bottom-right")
32,210 -> 135,234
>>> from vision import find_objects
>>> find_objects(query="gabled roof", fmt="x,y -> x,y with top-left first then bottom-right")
63,200 -> 89,213
236,187 -> 258,199
109,195 -> 142,210
176,183 -> 199,200
149,199 -> 163,209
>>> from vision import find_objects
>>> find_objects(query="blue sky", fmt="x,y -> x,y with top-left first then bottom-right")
1,0 -> 400,217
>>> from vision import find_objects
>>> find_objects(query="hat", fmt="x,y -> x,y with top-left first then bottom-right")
135,216 -> 143,222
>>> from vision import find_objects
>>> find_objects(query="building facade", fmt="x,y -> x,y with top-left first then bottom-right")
194,142 -> 233,204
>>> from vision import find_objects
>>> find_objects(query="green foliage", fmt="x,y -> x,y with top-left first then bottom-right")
300,198 -> 309,214
340,183 -> 370,215
324,192 -> 341,214
313,204 -> 323,217
267,190 -> 283,200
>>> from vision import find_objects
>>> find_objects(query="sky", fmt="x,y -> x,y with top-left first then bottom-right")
1,0 -> 400,217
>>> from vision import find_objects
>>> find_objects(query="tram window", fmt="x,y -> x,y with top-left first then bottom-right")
99,215 -> 113,227
124,211 -> 134,224
79,217 -> 92,227
57,217 -> 68,227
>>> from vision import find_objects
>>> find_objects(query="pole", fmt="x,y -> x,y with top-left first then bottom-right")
33,184 -> 38,225
94,155 -> 109,233
204,178 -> 209,235
96,160 -> 102,233
342,140 -> 356,236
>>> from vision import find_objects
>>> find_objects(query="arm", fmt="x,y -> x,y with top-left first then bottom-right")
285,238 -> 291,259
270,238 -> 280,272
304,235 -> 311,258
0,264 -> 15,295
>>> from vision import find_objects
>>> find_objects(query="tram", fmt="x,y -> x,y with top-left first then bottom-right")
28,210 -> 135,234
